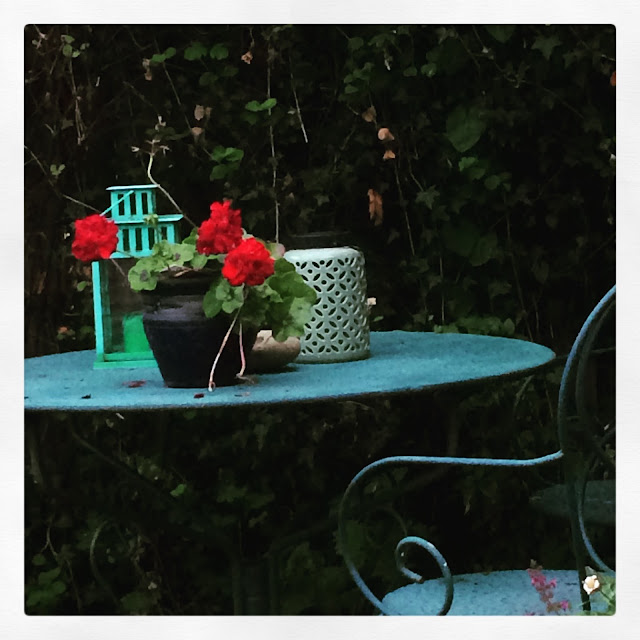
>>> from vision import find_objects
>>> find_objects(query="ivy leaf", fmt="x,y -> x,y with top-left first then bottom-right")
32,553 -> 47,567
37,567 -> 61,585
210,164 -> 228,180
209,43 -> 229,60
458,156 -> 478,171
484,175 -> 501,190
415,186 -> 440,209
446,105 -> 486,152
184,41 -> 208,61
532,35 -> 562,60
442,219 -> 479,258
245,100 -> 262,112
170,483 -> 186,497
484,25 -> 515,43
199,72 -> 217,86
420,62 -> 437,77
469,232 -> 498,267
488,281 -> 512,299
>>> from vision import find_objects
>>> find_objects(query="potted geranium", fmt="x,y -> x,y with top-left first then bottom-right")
72,199 -> 317,389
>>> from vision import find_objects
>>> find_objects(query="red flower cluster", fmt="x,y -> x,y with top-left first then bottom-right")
196,200 -> 243,255
72,214 -> 119,262
222,237 -> 275,286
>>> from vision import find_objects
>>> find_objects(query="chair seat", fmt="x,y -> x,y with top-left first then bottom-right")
530,480 -> 615,526
381,569 -> 610,615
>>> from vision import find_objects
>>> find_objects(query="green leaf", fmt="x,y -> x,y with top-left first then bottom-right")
61,34 -> 75,44
164,47 -> 176,59
50,581 -> 67,595
202,288 -> 223,318
484,175 -> 501,190
441,219 -> 480,258
469,232 -> 498,267
458,156 -> 478,171
532,35 -> 562,60
221,65 -> 238,78
62,44 -> 73,58
344,85 -> 359,95
32,553 -> 47,566
120,590 -> 155,614
532,260 -> 549,284
199,71 -> 217,86
415,186 -> 440,209
484,25 -> 515,43
403,66 -> 418,77
184,41 -> 208,61
445,105 -> 486,152
420,62 -> 437,77
170,483 -> 186,497
128,262 -> 159,291
488,281 -> 512,299
209,43 -> 229,60
261,97 -> 277,110
503,318 -> 516,336
38,567 -> 61,585
348,37 -> 364,51
210,164 -> 228,180
245,100 -> 262,112
190,253 -> 209,270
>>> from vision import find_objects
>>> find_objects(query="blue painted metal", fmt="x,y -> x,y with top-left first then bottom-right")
382,570 -> 613,615
337,286 -> 615,615
24,331 -> 555,411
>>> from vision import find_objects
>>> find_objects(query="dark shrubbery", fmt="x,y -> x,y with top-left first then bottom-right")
25,25 -> 614,614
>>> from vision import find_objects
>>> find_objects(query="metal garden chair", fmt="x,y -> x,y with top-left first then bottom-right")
338,285 -> 615,615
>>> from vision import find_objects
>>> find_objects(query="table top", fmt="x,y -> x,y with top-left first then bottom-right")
24,331 -> 555,412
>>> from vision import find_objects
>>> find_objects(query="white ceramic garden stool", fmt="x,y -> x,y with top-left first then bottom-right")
285,245 -> 370,363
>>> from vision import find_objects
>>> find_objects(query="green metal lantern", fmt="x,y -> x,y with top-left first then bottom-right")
92,184 -> 182,369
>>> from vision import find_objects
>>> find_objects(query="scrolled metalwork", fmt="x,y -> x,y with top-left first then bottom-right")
557,286 -> 616,579
395,536 -> 454,614
338,451 -> 563,615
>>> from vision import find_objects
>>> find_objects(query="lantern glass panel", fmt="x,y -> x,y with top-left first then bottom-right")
93,258 -> 155,368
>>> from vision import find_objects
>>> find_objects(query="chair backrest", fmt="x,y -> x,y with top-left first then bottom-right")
557,286 -> 615,607
338,285 -> 616,615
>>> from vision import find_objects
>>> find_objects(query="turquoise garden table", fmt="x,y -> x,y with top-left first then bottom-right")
24,331 -> 556,613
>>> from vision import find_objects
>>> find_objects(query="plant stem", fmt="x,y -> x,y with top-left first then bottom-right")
146,153 -> 196,227
289,55 -> 308,143
208,308 -> 241,391
393,162 -> 416,257
267,59 -> 280,244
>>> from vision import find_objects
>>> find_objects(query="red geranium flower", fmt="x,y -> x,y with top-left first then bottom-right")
222,237 -> 275,286
196,200 -> 243,255
72,214 -> 119,262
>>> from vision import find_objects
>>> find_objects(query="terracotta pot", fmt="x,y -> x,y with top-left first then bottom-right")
141,277 -> 256,388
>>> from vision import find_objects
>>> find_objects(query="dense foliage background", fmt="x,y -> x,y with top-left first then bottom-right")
24,24 -> 615,614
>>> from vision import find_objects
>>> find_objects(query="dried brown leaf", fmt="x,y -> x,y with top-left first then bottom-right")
367,189 -> 383,226
383,149 -> 396,160
191,127 -> 204,141
194,104 -> 205,121
241,51 -> 253,64
361,106 -> 377,123
378,127 -> 395,142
